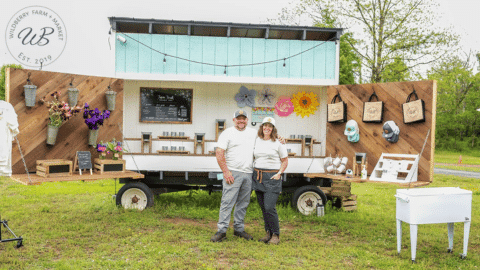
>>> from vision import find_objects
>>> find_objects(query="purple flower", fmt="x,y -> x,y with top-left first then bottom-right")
83,105 -> 111,130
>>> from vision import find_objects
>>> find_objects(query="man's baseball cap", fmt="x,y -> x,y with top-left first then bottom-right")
344,120 -> 358,136
262,117 -> 276,126
233,109 -> 248,118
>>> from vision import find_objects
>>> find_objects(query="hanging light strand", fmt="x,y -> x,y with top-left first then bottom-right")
116,30 -> 337,68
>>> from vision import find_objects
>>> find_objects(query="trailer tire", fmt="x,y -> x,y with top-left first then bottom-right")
116,182 -> 154,210
292,185 -> 327,215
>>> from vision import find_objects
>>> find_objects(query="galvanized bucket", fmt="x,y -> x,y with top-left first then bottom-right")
68,87 -> 79,106
105,91 -> 116,111
46,125 -> 59,145
88,129 -> 99,146
24,84 -> 37,107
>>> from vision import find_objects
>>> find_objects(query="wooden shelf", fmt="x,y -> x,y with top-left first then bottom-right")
157,136 -> 190,140
10,170 -> 144,186
156,150 -> 190,155
125,137 -> 217,143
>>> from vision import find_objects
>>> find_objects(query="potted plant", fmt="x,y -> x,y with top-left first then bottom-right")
83,103 -> 110,146
41,91 -> 82,145
106,138 -> 126,160
96,143 -> 108,159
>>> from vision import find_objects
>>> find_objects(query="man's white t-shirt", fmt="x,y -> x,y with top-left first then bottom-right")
217,126 -> 257,173
253,137 -> 288,170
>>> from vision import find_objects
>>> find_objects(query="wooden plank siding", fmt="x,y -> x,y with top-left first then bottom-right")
115,34 -> 337,80
326,81 -> 437,183
7,68 -> 124,174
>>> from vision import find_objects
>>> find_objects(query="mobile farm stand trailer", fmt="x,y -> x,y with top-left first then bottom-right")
7,18 -> 436,215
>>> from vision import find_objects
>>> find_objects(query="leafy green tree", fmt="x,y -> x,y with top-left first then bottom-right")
428,54 -> 480,150
0,64 -> 23,100
276,0 -> 459,83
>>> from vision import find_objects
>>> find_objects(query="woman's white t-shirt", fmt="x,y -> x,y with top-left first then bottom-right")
253,137 -> 288,169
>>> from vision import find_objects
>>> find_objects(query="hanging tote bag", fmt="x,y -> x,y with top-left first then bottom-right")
402,90 -> 426,124
362,92 -> 383,123
327,93 -> 347,123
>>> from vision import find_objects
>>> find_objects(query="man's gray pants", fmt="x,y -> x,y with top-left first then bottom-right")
217,170 -> 252,233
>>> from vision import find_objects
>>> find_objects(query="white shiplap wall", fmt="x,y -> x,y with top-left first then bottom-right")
123,80 -> 328,156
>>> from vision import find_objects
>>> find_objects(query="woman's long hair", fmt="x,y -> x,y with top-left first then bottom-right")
258,123 -> 277,142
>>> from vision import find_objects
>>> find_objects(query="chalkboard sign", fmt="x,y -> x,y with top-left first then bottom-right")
76,151 -> 92,170
140,87 -> 193,124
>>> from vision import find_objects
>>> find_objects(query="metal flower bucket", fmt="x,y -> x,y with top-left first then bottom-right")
46,125 -> 59,145
88,129 -> 99,146
105,91 -> 116,111
24,84 -> 37,107
68,87 -> 79,106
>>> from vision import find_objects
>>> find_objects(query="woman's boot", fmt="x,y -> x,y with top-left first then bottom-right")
268,234 -> 280,245
258,231 -> 272,243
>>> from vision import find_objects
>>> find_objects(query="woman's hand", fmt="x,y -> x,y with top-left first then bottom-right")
270,173 -> 282,180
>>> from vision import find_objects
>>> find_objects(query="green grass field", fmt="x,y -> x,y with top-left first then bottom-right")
0,174 -> 479,269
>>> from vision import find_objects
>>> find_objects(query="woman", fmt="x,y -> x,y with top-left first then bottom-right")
252,117 -> 288,245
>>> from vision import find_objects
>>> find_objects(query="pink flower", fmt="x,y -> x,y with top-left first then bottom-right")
274,96 -> 294,117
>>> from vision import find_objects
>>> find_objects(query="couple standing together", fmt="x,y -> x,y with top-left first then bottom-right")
211,109 -> 288,244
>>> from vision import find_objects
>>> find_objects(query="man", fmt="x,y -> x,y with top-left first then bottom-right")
211,109 -> 257,242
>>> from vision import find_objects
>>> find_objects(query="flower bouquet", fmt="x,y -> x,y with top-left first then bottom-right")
41,91 -> 82,145
83,103 -> 110,146
97,138 -> 126,160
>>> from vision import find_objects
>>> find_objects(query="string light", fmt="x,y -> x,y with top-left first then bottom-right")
115,30 -> 336,68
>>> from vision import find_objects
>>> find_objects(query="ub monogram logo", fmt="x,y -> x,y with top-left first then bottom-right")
5,6 -> 67,67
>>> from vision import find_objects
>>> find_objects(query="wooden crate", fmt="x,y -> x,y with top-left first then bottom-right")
94,158 -> 126,174
339,195 -> 357,211
36,159 -> 73,178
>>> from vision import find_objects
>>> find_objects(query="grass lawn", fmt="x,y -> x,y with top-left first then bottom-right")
0,175 -> 479,269
435,150 -> 480,165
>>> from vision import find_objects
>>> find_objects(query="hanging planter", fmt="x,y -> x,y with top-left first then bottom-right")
68,88 -> 79,107
105,86 -> 116,111
88,129 -> 99,146
67,78 -> 79,106
24,72 -> 37,107
46,125 -> 59,145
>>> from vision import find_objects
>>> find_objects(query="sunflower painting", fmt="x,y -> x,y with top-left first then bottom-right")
291,91 -> 319,118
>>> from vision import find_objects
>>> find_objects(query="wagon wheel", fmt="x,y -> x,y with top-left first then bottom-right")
116,182 -> 154,210
291,185 -> 327,215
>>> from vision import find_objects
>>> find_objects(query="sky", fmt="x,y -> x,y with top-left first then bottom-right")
1,0 -> 478,77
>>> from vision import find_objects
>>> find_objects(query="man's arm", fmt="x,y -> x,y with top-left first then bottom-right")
216,148 -> 234,184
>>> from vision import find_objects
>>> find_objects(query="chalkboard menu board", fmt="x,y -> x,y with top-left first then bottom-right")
140,87 -> 193,124
76,151 -> 92,170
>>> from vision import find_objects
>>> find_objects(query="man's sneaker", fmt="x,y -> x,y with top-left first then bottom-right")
210,232 -> 227,242
234,230 -> 254,240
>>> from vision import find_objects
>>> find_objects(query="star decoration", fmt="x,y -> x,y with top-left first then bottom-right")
291,91 -> 319,118
235,86 -> 256,108
257,87 -> 276,107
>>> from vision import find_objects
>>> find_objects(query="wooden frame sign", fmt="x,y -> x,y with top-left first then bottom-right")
140,87 -> 193,124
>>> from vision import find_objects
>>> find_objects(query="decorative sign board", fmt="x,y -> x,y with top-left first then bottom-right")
74,151 -> 93,175
251,107 -> 275,125
140,87 -> 193,123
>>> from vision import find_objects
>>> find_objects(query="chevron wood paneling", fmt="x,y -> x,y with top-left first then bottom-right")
7,68 -> 124,174
326,81 -> 437,183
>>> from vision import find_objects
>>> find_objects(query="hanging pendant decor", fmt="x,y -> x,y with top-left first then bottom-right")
24,72 -> 37,107
291,91 -> 319,118
257,87 -> 276,107
274,96 -> 294,117
46,125 -> 59,145
105,85 -> 116,111
234,86 -> 256,108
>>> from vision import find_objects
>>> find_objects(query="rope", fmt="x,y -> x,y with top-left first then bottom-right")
14,136 -> 32,184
